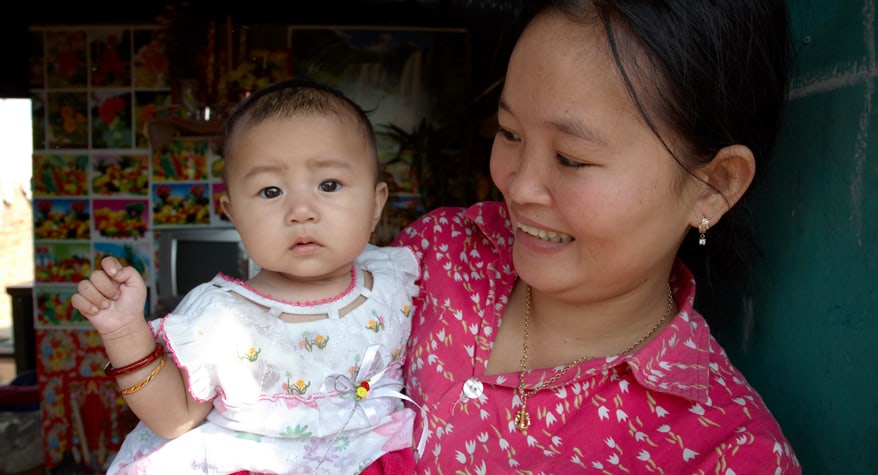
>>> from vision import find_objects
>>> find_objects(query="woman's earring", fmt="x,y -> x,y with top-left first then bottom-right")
698,217 -> 710,246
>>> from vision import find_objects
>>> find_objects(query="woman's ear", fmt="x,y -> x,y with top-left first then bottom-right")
691,144 -> 755,227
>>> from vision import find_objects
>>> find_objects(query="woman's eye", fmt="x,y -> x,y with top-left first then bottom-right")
496,126 -> 520,142
259,187 -> 282,199
319,180 -> 341,192
556,154 -> 588,168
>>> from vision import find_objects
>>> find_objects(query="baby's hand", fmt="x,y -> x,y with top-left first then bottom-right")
71,256 -> 148,335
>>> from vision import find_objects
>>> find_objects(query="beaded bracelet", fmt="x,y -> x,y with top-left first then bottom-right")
104,342 -> 164,377
119,353 -> 166,395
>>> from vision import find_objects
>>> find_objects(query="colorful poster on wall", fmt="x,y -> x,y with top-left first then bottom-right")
47,92 -> 89,149
45,30 -> 87,88
89,28 -> 132,88
151,182 -> 211,226
91,90 -> 133,149
33,198 -> 91,240
92,241 -> 151,283
133,28 -> 170,88
151,136 -> 216,181
91,154 -> 150,196
92,198 -> 150,239
34,242 -> 91,283
35,287 -> 87,326
33,154 -> 89,197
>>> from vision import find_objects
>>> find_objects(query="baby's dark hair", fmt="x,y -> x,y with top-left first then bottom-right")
222,77 -> 380,181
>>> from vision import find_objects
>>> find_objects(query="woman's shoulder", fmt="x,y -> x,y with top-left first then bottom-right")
395,201 -> 511,251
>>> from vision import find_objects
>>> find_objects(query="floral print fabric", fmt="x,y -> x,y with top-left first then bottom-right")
394,202 -> 800,474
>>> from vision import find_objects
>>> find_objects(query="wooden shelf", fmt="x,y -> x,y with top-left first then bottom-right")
147,117 -> 223,151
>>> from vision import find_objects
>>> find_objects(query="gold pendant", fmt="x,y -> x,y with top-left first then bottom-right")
514,408 -> 531,431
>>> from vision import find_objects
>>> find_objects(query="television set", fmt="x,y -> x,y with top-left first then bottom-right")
154,227 -> 259,318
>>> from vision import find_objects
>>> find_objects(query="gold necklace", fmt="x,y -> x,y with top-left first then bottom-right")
513,284 -> 674,432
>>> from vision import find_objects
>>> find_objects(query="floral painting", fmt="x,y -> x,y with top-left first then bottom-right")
90,28 -> 131,87
34,242 -> 91,283
47,92 -> 89,149
152,183 -> 211,226
133,28 -> 170,88
93,242 -> 151,283
92,198 -> 149,239
45,30 -> 87,88
91,91 -> 133,149
36,287 -> 87,326
91,154 -> 149,196
33,155 -> 89,197
34,198 -> 91,240
152,137 -> 214,181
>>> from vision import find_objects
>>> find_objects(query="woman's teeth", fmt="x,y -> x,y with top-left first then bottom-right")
517,223 -> 573,243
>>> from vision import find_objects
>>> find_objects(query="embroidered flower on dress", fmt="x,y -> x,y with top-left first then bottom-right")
299,333 -> 330,351
238,347 -> 261,362
366,311 -> 386,333
283,375 -> 311,395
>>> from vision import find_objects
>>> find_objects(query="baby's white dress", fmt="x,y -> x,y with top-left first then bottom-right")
107,245 -> 419,474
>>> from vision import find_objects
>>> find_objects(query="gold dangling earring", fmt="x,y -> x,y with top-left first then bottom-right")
698,217 -> 710,246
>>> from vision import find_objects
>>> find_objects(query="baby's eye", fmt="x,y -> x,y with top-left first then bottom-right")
259,187 -> 282,199
319,180 -> 341,192
496,126 -> 520,142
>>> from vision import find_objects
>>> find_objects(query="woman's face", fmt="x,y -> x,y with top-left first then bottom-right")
490,9 -> 703,301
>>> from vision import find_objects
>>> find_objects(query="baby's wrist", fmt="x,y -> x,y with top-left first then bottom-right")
99,318 -> 153,344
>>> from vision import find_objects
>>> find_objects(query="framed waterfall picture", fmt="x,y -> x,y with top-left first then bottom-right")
287,26 -> 472,244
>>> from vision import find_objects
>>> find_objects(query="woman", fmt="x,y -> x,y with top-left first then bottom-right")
394,0 -> 801,472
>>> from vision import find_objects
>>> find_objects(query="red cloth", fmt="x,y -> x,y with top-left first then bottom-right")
0,384 -> 39,409
360,448 -> 415,475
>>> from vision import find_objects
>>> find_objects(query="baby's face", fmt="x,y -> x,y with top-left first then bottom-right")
220,114 -> 387,283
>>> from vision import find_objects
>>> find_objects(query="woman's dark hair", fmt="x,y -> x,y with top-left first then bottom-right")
512,0 -> 791,327
222,77 -> 380,180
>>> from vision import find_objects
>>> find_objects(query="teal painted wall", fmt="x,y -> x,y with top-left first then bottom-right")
717,1 -> 878,473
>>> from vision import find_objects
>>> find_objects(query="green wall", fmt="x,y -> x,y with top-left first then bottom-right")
718,1 -> 878,473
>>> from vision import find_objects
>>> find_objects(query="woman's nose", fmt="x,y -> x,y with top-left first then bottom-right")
504,148 -> 552,205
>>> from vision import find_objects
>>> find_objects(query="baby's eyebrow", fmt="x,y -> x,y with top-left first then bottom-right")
241,164 -> 284,180
306,157 -> 354,170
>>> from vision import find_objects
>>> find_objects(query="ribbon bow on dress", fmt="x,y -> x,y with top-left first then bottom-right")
320,344 -> 428,457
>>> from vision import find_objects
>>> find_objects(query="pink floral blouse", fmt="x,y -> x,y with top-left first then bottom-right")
394,202 -> 800,474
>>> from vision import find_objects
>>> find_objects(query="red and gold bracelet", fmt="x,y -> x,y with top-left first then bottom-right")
103,342 -> 164,377
119,353 -> 166,395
